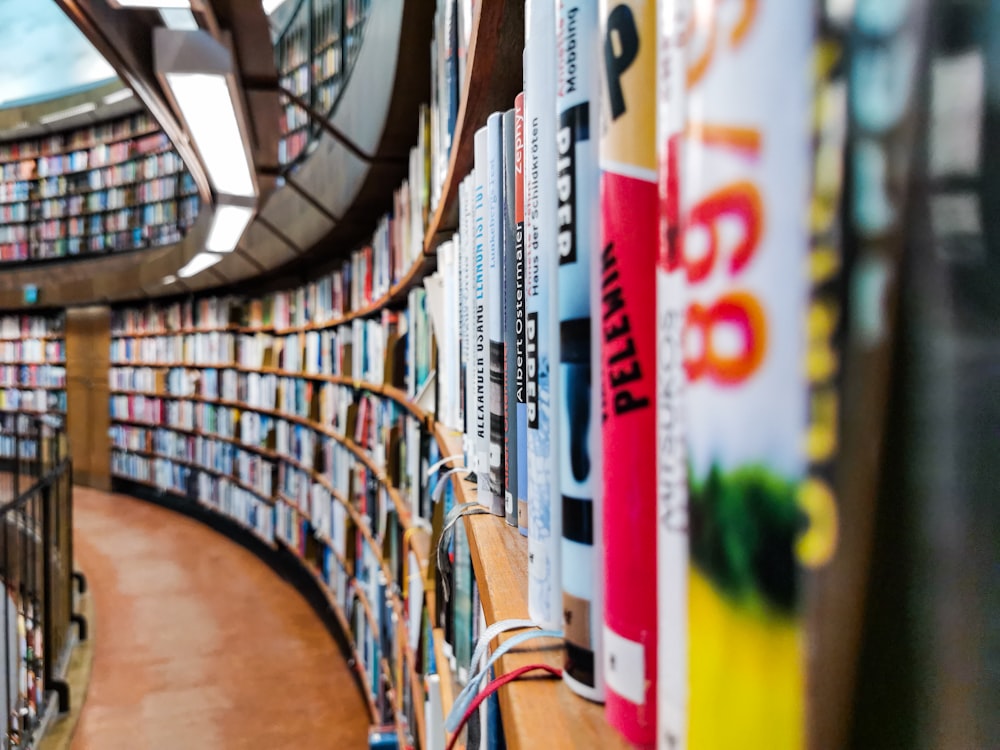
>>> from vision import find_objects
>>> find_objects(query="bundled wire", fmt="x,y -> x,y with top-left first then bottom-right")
445,663 -> 563,750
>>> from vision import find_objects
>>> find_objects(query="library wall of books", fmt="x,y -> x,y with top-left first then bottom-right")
1,1 -> 996,749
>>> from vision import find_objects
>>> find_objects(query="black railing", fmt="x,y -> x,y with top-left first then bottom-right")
0,411 -> 78,749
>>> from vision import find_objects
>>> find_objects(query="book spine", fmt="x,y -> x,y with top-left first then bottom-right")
461,176 -> 478,466
556,0 -> 604,702
502,107 -> 520,528
599,0 -> 658,742
655,5 -> 690,736
457,182 -> 469,435
473,128 -> 491,503
683,3 -> 815,748
486,112 -> 505,516
525,0 -> 562,630
513,92 -> 529,537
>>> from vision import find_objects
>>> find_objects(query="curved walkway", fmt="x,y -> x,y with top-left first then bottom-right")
71,487 -> 369,750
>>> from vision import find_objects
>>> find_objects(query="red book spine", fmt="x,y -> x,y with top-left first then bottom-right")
600,0 -> 658,745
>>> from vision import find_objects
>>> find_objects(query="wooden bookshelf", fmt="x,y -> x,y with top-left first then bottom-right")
273,0 -> 373,166
0,313 -> 67,417
421,0 -> 524,253
107,348 -> 627,749
0,112 -> 200,262
102,1 -> 639,747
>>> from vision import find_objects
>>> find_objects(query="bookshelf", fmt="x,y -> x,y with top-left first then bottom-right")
107,2 -> 632,749
0,312 -> 66,417
0,112 -> 200,262
273,0 -> 374,167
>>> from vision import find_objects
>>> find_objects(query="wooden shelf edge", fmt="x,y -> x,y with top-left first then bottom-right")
429,438 -> 629,750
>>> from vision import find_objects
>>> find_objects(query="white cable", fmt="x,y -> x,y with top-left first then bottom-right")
427,454 -> 464,478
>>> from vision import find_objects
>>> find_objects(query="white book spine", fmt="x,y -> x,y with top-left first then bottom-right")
524,0 -> 562,632
448,230 -> 462,430
485,112 -> 505,516
556,0 -> 604,702
473,127 -> 491,502
461,176 -> 477,466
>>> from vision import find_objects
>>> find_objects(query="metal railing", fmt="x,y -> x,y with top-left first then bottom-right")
0,411 -> 79,749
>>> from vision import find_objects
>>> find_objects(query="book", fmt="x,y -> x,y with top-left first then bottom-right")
486,111 -> 506,517
473,126 -> 492,509
655,0 -> 688,746
513,92 -> 529,537
525,0 -> 562,634
599,0 -> 659,743
556,0 -> 605,703
682,3 -> 815,748
502,106 -> 520,528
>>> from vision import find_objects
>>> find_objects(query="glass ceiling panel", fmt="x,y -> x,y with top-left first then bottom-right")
0,0 -> 118,109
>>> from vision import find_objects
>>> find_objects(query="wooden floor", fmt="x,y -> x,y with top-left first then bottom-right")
70,487 -> 370,750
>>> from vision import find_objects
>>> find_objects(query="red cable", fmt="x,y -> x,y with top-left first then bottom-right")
445,663 -> 562,750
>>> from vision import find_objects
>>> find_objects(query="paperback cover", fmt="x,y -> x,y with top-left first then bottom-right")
525,0 -> 562,631
683,3 -> 814,747
599,0 -> 658,743
655,0 -> 688,747
556,0 -> 604,702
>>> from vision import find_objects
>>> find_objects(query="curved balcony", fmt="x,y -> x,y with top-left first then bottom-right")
0,0 -> 430,307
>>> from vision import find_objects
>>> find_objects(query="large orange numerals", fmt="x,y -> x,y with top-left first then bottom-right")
686,0 -> 759,87
683,291 -> 767,384
684,180 -> 763,283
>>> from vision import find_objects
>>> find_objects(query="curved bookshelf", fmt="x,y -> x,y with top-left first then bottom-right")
272,0 -> 374,167
0,112 -> 200,263
105,1 -> 630,747
0,312 -> 66,416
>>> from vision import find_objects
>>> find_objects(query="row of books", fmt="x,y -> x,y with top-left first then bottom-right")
277,130 -> 309,167
108,366 -> 436,515
0,340 -> 64,364
29,198 -> 196,237
111,296 -> 235,335
111,425 -> 280,504
427,0 -> 477,216
0,365 -> 65,389
1,147 -> 186,203
110,333 -> 229,366
0,389 -> 65,413
0,113 -> 157,164
0,315 -> 65,417
0,226 -> 26,243
35,155 -> 189,198
30,134 -> 171,179
0,204 -> 27,223
31,175 -> 197,217
1,224 -> 188,260
0,182 -> 29,204
110,451 -> 275,542
109,303 -> 433,404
